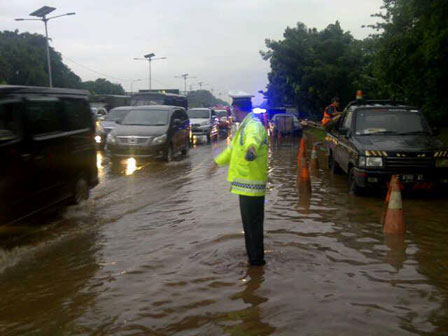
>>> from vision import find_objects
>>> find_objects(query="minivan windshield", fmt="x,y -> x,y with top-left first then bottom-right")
121,109 -> 169,126
355,109 -> 430,135
187,109 -> 210,119
104,108 -> 130,122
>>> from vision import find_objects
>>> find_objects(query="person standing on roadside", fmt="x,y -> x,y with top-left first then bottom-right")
321,97 -> 341,127
208,94 -> 268,266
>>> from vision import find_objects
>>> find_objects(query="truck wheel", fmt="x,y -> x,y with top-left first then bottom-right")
164,144 -> 173,162
349,167 -> 365,196
71,174 -> 89,204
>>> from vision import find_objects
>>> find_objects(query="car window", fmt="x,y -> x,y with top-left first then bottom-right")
122,109 -> 169,126
105,108 -> 130,122
62,98 -> 91,131
0,99 -> 22,142
26,98 -> 62,136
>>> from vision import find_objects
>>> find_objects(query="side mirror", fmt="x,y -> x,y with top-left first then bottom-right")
115,119 -> 121,124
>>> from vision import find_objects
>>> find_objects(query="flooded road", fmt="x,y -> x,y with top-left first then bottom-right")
1,135 -> 448,335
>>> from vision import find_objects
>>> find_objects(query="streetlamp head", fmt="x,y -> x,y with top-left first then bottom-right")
15,18 -> 25,21
144,53 -> 155,59
30,6 -> 55,17
66,12 -> 76,16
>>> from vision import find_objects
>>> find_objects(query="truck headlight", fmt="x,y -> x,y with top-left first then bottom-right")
436,159 -> 448,168
366,157 -> 383,167
153,134 -> 167,144
107,133 -> 116,144
97,122 -> 104,133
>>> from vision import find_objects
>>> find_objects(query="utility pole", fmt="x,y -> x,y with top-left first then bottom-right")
175,73 -> 196,94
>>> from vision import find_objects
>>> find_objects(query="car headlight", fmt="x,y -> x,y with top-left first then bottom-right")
201,121 -> 209,126
153,134 -> 167,144
436,158 -> 448,168
97,122 -> 104,133
366,157 -> 383,167
107,133 -> 116,144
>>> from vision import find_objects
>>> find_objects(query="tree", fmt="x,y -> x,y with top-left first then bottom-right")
81,78 -> 125,95
371,0 -> 448,124
0,30 -> 82,88
262,22 -> 366,119
187,90 -> 228,108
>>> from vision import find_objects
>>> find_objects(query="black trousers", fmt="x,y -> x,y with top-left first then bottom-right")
239,195 -> 265,265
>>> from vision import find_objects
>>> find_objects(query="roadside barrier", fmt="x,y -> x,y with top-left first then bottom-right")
383,175 -> 405,234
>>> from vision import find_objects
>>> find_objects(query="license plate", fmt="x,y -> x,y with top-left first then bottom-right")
399,174 -> 415,182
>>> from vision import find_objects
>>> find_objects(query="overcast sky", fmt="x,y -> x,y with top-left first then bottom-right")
1,0 -> 383,104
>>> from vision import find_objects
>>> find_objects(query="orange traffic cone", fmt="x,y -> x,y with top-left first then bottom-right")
297,150 -> 312,195
383,175 -> 405,234
310,144 -> 319,173
297,138 -> 307,169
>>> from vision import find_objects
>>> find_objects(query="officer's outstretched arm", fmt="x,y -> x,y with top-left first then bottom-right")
214,145 -> 232,166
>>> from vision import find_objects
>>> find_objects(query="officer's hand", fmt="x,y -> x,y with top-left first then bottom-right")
245,147 -> 257,161
207,161 -> 218,178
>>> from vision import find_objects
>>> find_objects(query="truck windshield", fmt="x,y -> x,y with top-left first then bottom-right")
121,109 -> 169,126
187,109 -> 210,119
355,109 -> 430,135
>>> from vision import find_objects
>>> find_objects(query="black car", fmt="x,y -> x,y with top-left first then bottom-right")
326,99 -> 448,195
0,85 -> 98,224
106,105 -> 190,162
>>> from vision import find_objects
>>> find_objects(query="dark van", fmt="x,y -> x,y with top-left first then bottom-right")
0,86 -> 98,224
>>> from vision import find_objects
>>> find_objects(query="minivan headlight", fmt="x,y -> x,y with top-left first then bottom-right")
153,134 -> 167,144
366,157 -> 383,167
436,158 -> 448,168
107,133 -> 116,144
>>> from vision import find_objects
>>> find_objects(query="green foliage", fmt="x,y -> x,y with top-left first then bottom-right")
187,90 -> 228,108
371,0 -> 448,125
262,22 -> 366,119
81,78 -> 125,95
0,30 -> 82,88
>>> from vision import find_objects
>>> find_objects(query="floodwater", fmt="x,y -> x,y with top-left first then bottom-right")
1,134 -> 448,335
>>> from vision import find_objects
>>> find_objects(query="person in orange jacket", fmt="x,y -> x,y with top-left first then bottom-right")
321,97 -> 341,126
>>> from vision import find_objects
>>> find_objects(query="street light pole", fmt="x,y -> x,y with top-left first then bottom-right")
15,6 -> 75,88
133,53 -> 166,90
43,18 -> 52,87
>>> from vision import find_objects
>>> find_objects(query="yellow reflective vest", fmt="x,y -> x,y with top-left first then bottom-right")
214,113 -> 268,196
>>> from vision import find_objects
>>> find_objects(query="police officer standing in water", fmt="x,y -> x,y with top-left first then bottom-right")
208,92 -> 268,266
